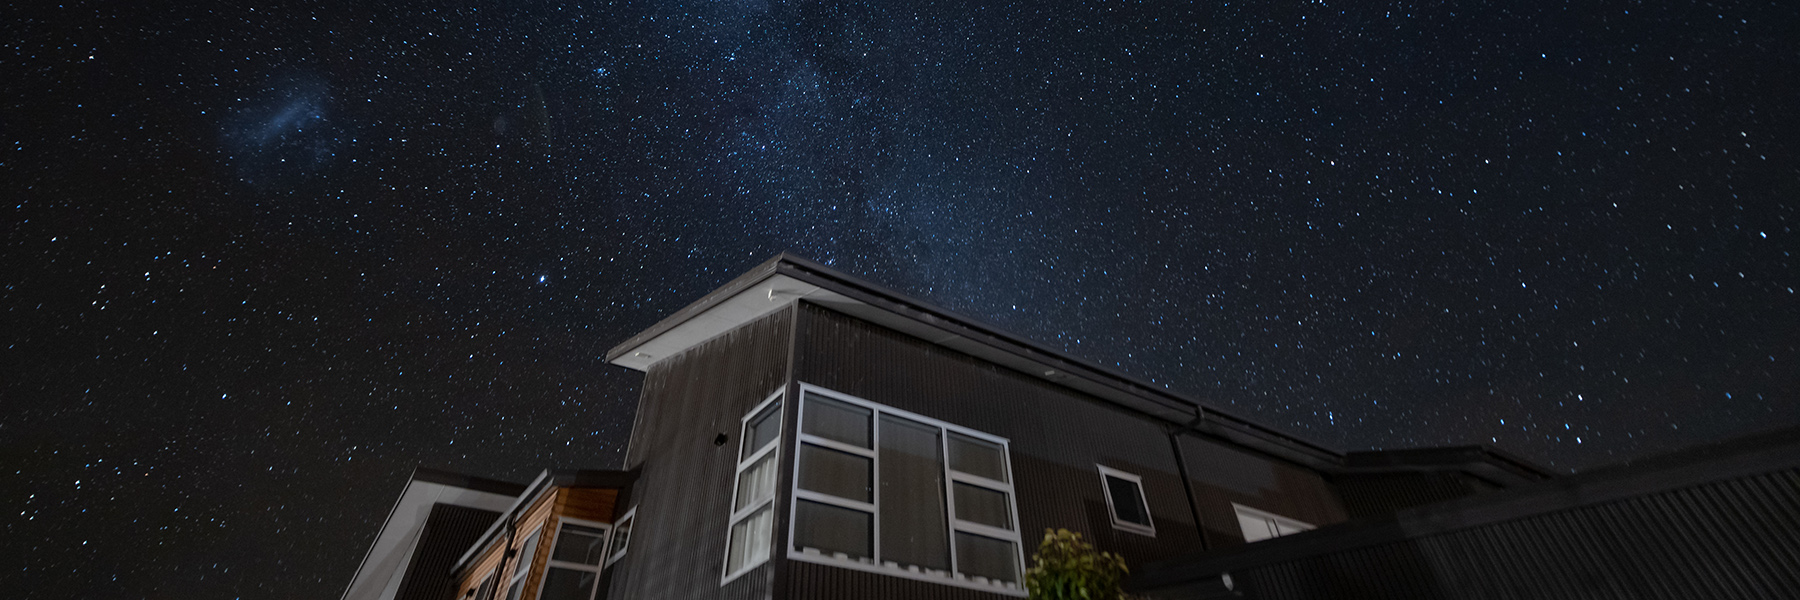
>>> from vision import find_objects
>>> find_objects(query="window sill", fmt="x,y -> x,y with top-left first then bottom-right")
789,547 -> 1027,597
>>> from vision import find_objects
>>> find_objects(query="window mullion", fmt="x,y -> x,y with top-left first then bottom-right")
794,488 -> 876,513
940,425 -> 960,577
947,471 -> 1012,492
798,434 -> 876,457
951,520 -> 1020,542
871,407 -> 883,564
729,496 -> 775,524
739,441 -> 778,469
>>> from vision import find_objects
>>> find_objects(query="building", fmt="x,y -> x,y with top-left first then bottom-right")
342,254 -> 1798,600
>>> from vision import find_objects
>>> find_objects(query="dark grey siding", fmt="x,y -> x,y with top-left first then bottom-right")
1225,468 -> 1800,599
1177,435 -> 1349,547
396,504 -> 502,600
1332,472 -> 1493,520
608,307 -> 793,600
786,303 -> 1204,596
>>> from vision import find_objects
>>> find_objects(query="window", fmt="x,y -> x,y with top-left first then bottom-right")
1232,503 -> 1315,543
787,385 -> 1026,596
1096,465 -> 1155,537
722,391 -> 784,583
536,519 -> 612,600
606,507 -> 634,566
504,527 -> 544,600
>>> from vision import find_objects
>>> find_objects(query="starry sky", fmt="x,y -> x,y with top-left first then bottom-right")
4,0 -> 1797,597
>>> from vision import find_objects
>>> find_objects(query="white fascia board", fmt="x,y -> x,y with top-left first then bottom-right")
609,274 -> 848,371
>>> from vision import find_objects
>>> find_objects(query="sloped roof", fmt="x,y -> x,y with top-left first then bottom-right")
605,253 -> 1344,469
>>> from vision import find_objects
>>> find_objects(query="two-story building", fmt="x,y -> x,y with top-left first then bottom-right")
342,254 -> 1798,600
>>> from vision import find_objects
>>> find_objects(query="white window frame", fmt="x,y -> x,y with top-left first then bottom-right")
1231,503 -> 1315,543
1096,465 -> 1156,537
785,383 -> 1028,597
606,507 -> 635,566
504,524 -> 546,600
534,517 -> 613,600
720,389 -> 786,585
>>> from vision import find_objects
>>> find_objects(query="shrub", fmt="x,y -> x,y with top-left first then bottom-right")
1023,528 -> 1132,600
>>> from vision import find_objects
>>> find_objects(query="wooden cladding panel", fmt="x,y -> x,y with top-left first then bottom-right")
608,307 -> 793,600
450,486 -> 622,600
557,488 -> 619,524
453,541 -> 506,600
513,492 -> 558,600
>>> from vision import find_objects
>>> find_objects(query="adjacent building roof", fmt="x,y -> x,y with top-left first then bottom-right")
341,468 -> 526,600
1132,424 -> 1800,598
447,469 -> 638,577
606,253 -> 1346,468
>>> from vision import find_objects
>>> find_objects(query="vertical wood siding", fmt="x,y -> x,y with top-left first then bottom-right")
1222,468 -> 1800,600
608,307 -> 794,600
788,303 -> 1206,597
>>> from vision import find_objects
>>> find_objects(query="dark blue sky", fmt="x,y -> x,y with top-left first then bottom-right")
4,1 -> 1796,597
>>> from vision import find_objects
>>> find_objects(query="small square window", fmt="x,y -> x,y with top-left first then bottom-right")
1096,465 -> 1154,537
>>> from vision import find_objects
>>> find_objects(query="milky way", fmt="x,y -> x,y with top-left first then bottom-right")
4,1 -> 1796,598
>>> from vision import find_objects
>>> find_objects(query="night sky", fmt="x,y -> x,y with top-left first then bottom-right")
5,0 -> 1797,597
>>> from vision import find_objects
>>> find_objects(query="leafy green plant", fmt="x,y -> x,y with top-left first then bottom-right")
1024,528 -> 1133,600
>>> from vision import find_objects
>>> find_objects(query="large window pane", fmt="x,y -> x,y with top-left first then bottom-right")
802,396 -> 872,448
735,453 -> 777,511
954,532 -> 1019,584
743,400 -> 782,458
1104,475 -> 1150,527
947,433 -> 1008,482
952,482 -> 1012,530
793,499 -> 872,559
878,414 -> 951,571
537,568 -> 597,600
551,524 -> 608,565
726,506 -> 773,574
798,444 -> 872,502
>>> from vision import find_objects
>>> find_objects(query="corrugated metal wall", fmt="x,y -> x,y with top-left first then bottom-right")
1228,468 -> 1800,599
607,307 -> 793,600
1333,472 -> 1488,521
787,303 -> 1207,597
395,504 -> 502,600
1177,435 -> 1349,550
